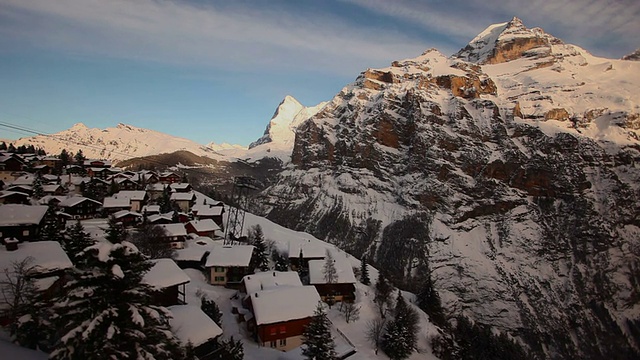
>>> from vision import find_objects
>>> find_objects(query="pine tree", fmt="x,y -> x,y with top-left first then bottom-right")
212,337 -> 244,360
249,225 -> 269,272
381,291 -> 419,360
130,222 -> 175,259
50,239 -> 186,359
374,272 -> 393,318
0,141 -> 6,151
323,249 -> 338,283
158,186 -> 172,213
416,271 -> 446,327
64,220 -> 95,267
105,216 -> 127,244
302,302 -> 337,360
360,255 -> 371,285
8,143 -> 16,152
32,174 -> 45,199
200,295 -> 223,327
74,149 -> 85,165
59,149 -> 70,167
272,250 -> 290,271
109,179 -> 120,196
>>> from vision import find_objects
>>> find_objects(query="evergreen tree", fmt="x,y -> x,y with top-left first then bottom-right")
41,220 -> 63,243
74,149 -> 86,165
50,239 -> 186,359
360,255 -> 371,285
64,220 -> 95,267
8,143 -> 16,152
105,216 -> 127,244
200,295 -> 223,327
32,174 -> 45,199
212,337 -> 244,360
158,185 -> 172,213
130,222 -> 175,259
302,302 -> 337,360
374,272 -> 393,318
0,141 -> 6,151
381,291 -> 419,360
249,225 -> 269,272
272,250 -> 290,272
323,249 -> 338,284
59,149 -> 70,167
109,179 -> 120,196
416,270 -> 446,327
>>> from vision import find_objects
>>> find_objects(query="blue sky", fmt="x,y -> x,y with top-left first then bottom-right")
0,0 -> 638,146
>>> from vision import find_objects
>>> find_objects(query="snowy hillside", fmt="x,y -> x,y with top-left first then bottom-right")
11,123 -> 228,164
258,17 -> 640,359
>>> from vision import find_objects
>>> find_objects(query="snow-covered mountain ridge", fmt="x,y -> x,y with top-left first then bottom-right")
259,17 -> 640,359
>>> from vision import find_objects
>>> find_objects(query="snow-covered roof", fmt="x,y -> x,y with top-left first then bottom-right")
192,204 -> 223,216
288,241 -> 327,259
308,254 -> 357,285
102,196 -> 130,209
42,184 -> 62,192
159,223 -> 187,237
148,213 -> 173,223
242,271 -> 302,295
59,196 -> 101,208
113,210 -> 142,219
9,175 -> 34,186
168,305 -> 223,346
0,339 -> 48,360
170,192 -> 196,201
0,191 -> 29,199
39,195 -> 66,204
142,205 -> 160,213
142,259 -> 190,289
0,241 -> 73,275
251,286 -> 321,325
114,190 -> 146,201
187,219 -> 221,233
169,183 -> 191,191
204,245 -> 254,267
146,183 -> 166,191
0,204 -> 49,226
83,159 -> 111,167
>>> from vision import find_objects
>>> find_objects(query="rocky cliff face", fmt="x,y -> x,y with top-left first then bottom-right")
260,18 -> 640,359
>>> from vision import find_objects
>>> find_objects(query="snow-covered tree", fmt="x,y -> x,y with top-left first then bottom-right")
73,149 -> 85,165
50,239 -> 186,359
381,291 -> 419,360
249,225 -> 269,271
366,318 -> 386,355
32,174 -> 44,199
374,272 -> 393,318
340,301 -> 360,323
200,295 -> 222,327
105,215 -> 127,244
130,222 -> 175,260
158,186 -> 172,214
416,269 -> 446,327
323,249 -> 338,284
64,220 -> 95,267
360,255 -> 370,285
272,250 -> 290,271
302,302 -> 337,360
212,336 -> 243,360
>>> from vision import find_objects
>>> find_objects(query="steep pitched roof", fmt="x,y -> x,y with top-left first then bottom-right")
159,223 -> 187,237
0,204 -> 49,226
250,286 -> 321,325
242,271 -> 303,295
143,259 -> 190,289
308,252 -> 357,285
168,305 -> 223,347
59,196 -> 101,208
186,219 -> 221,233
0,241 -> 73,275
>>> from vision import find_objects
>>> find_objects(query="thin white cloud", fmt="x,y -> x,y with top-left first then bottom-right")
0,0 -> 431,75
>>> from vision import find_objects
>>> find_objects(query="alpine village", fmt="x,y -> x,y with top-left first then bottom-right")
1,14 -> 640,360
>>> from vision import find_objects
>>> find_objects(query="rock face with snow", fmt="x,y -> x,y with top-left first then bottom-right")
12,123 -> 226,164
622,48 -> 640,61
260,18 -> 640,359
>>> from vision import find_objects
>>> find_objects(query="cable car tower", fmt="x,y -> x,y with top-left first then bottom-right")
224,176 -> 259,245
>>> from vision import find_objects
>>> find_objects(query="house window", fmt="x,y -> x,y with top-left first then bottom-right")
270,341 -> 277,348
22,230 -> 29,236
279,326 -> 286,334
279,338 -> 286,347
215,267 -> 225,273
214,276 -> 225,282
269,327 -> 276,336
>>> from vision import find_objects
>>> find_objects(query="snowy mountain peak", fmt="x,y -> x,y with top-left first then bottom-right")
70,122 -> 88,130
455,16 -> 561,64
247,95 -> 327,155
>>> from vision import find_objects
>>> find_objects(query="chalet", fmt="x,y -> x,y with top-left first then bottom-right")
159,171 -> 181,184
32,164 -> 51,175
145,183 -> 166,200
113,190 -> 148,212
308,253 -> 357,303
82,159 -> 111,169
42,184 -> 65,196
0,240 -> 73,325
142,259 -> 190,306
137,171 -> 159,185
5,184 -> 32,196
171,192 -> 196,212
0,154 -> 27,181
115,177 -> 138,191
203,245 -> 254,287
41,174 -> 61,184
168,305 -> 223,360
288,242 -> 327,271
246,284 -> 321,351
34,156 -> 62,173
58,196 -> 102,219
185,219 -> 221,238
64,165 -> 83,175
239,271 -> 303,305
87,167 -> 111,179
158,224 -> 188,249
142,204 -> 160,216
112,210 -> 142,227
0,191 -> 30,205
147,213 -> 173,225
169,182 -> 192,193
39,195 -> 67,207
192,204 -> 225,228
0,204 -> 49,242
102,196 -> 131,214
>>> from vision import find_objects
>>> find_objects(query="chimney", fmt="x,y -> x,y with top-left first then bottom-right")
5,238 -> 19,251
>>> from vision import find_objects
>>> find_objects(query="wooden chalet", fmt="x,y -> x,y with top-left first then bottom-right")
169,182 -> 192,193
185,219 -> 221,238
145,183 -> 166,200
58,196 -> 102,219
0,154 -> 27,182
158,223 -> 188,249
191,204 -> 225,228
34,156 -> 63,173
171,192 -> 196,212
113,190 -> 147,212
308,253 -> 357,303
82,159 -> 111,169
0,204 -> 50,242
0,191 -> 30,205
32,164 -> 51,175
42,184 -> 65,196
102,196 -> 131,214
87,167 -> 111,179
142,259 -> 190,306
5,184 -> 32,197
159,171 -> 181,184
147,213 -> 173,225
288,242 -> 327,272
168,305 -> 223,360
112,210 -> 142,227
115,177 -> 138,191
